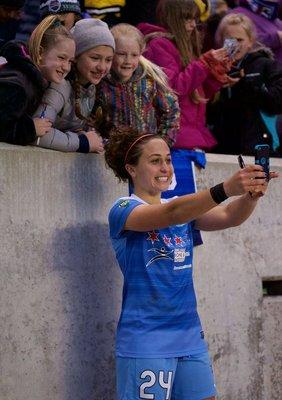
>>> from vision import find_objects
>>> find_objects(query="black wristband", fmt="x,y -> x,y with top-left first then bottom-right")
77,134 -> 90,153
210,182 -> 228,204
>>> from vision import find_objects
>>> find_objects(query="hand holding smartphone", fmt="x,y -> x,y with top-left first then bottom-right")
223,38 -> 239,59
254,144 -> 270,181
238,145 -> 269,197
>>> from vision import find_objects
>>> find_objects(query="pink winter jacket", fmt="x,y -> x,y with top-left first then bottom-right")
139,23 -> 221,150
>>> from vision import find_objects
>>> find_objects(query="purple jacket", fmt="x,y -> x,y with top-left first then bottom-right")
138,23 -> 220,150
232,7 -> 282,65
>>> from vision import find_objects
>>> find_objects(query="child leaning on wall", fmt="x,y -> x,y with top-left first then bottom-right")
0,16 -> 75,146
93,23 -> 180,147
33,18 -> 115,153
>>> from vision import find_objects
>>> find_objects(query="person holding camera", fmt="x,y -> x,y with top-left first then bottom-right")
208,13 -> 282,156
105,128 -> 277,400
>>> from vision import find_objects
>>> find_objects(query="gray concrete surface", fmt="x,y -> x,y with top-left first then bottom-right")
0,144 -> 281,400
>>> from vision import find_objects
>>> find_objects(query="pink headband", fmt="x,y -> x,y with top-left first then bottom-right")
124,134 -> 154,164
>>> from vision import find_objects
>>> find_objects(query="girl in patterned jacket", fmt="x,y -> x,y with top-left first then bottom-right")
93,23 -> 180,148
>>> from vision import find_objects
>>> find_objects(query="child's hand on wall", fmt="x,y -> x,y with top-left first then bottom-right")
33,118 -> 52,137
85,130 -> 104,153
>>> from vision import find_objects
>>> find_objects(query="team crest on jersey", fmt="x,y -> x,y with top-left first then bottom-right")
145,230 -> 192,268
146,247 -> 174,267
118,199 -> 130,208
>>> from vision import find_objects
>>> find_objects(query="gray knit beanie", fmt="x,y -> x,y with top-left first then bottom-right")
40,0 -> 81,18
71,19 -> 115,57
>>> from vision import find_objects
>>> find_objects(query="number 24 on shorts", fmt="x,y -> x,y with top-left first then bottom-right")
139,370 -> 173,400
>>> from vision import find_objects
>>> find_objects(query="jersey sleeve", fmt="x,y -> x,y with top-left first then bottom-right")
108,198 -> 141,239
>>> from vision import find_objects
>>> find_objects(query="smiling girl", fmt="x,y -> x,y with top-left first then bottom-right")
94,23 -> 179,147
33,18 -> 115,153
105,128 -> 277,400
0,15 -> 74,145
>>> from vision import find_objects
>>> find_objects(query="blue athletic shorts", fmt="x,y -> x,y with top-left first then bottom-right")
116,351 -> 217,400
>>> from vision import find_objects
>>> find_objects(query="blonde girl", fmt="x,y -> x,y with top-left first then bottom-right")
208,13 -> 282,156
33,18 -> 115,153
94,23 -> 180,147
0,15 -> 75,146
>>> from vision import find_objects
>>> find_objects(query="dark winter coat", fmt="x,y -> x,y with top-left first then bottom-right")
207,48 -> 282,156
0,41 -> 46,145
0,18 -> 21,48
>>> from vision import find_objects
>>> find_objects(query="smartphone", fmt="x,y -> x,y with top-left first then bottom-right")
254,144 -> 270,181
223,38 -> 239,59
228,68 -> 241,78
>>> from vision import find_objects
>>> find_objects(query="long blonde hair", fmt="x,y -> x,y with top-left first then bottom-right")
28,15 -> 73,67
111,23 -> 173,93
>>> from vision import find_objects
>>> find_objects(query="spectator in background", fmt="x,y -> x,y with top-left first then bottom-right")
232,0 -> 282,65
39,0 -> 81,30
16,0 -> 40,43
139,0 -> 231,245
208,13 -> 282,156
81,0 -> 125,26
0,0 -> 25,47
194,0 -> 211,23
203,0 -> 229,51
122,0 -> 158,25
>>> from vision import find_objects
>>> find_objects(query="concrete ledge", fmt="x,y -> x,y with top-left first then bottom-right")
0,144 -> 281,400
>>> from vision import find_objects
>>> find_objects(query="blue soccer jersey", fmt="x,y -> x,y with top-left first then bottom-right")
109,195 -> 207,358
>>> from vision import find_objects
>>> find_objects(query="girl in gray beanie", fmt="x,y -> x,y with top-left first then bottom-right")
33,18 -> 115,153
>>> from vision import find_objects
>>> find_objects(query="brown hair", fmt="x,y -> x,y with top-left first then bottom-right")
55,12 -> 81,29
156,0 -> 202,65
28,15 -> 73,68
105,128 -> 164,183
0,5 -> 22,23
155,0 -> 206,103
71,79 -> 96,128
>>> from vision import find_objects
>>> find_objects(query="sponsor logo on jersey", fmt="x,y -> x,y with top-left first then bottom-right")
118,199 -> 130,208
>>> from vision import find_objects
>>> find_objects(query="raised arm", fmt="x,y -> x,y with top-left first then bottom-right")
195,169 -> 278,231
124,165 -> 268,232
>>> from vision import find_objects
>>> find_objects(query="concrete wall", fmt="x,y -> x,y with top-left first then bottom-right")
0,144 -> 281,400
